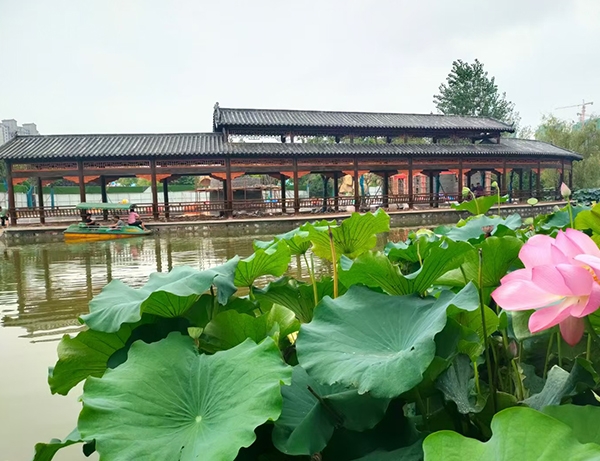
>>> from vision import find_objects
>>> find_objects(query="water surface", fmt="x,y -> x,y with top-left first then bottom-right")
0,227 -> 409,460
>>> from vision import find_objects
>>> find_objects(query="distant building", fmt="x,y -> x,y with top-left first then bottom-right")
0,119 -> 39,145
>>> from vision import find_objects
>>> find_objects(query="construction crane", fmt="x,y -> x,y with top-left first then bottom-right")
556,100 -> 594,125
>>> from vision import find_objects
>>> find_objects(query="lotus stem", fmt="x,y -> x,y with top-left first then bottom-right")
473,360 -> 481,395
328,226 -> 338,298
497,188 -> 501,216
585,317 -> 600,359
478,249 -> 496,413
557,331 -> 563,367
416,240 -> 423,267
587,331 -> 592,361
543,332 -> 554,380
307,386 -> 344,427
303,253 -> 319,306
567,199 -> 574,228
414,388 -> 430,430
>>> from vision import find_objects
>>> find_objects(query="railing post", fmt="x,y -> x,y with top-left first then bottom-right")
458,160 -> 464,203
293,157 -> 299,214
333,172 -> 339,212
280,174 -> 287,214
163,177 -> 170,221
382,171 -> 389,209
225,157 -> 233,217
408,159 -> 414,209
353,156 -> 360,210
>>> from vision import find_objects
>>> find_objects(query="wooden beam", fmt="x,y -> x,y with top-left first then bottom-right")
6,162 -> 16,225
37,176 -> 45,224
150,159 -> 159,220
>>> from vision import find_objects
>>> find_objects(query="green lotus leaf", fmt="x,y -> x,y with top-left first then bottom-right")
184,294 -> 256,328
422,407 -> 600,460
78,333 -> 292,461
435,214 -> 522,243
254,228 -> 311,255
201,305 -> 299,352
234,240 -> 291,287
543,404 -> 600,445
384,234 -> 439,264
435,354 -> 488,414
437,236 -> 523,289
254,276 -> 338,323
302,209 -> 390,261
451,195 -> 508,215
81,258 -> 239,332
349,440 -> 423,461
48,322 -> 135,396
523,362 -> 596,411
296,286 -> 473,399
273,366 -> 390,455
575,203 -> 600,234
340,239 -> 472,296
32,428 -> 85,461
452,305 -> 499,360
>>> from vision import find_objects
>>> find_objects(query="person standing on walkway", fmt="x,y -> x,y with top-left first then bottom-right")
0,206 -> 7,227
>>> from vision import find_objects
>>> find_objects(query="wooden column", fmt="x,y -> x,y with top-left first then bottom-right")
536,160 -> 542,199
408,158 -> 414,209
225,157 -> 233,217
163,178 -> 170,221
333,172 -> 339,211
293,157 -> 299,214
150,159 -> 159,220
280,174 -> 287,214
502,159 -> 508,195
6,162 -> 16,225
77,159 -> 86,202
322,174 -> 328,211
427,172 -> 434,208
382,171 -> 389,208
458,160 -> 464,202
353,156 -> 360,209
100,176 -> 108,221
518,169 -> 524,198
37,176 -> 45,224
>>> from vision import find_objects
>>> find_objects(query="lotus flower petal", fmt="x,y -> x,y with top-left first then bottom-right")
492,280 -> 563,311
572,282 -> 600,318
559,317 -> 585,346
530,266 -> 573,297
519,234 -> 554,267
555,231 -> 585,261
565,228 -> 600,258
529,303 -> 572,333
556,264 -> 594,296
574,254 -> 600,276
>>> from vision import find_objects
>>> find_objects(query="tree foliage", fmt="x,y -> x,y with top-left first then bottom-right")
536,116 -> 600,189
434,59 -> 519,126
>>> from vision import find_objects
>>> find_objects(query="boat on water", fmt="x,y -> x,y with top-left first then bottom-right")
64,203 -> 152,242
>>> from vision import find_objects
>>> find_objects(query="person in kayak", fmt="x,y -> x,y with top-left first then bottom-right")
127,206 -> 147,230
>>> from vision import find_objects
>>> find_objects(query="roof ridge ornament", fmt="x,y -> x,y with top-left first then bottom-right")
213,102 -> 221,131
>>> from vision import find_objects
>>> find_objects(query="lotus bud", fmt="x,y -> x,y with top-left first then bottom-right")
491,181 -> 498,189
462,187 -> 471,197
560,182 -> 571,199
187,327 -> 203,340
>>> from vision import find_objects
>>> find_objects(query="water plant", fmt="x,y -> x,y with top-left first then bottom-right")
34,205 -> 600,461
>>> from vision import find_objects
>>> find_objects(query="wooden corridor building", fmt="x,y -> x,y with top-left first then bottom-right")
0,104 -> 582,224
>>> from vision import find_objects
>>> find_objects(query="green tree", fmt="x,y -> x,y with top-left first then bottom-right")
535,115 -> 600,189
434,59 -> 519,126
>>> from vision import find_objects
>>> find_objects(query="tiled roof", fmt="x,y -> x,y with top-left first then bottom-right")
0,133 -> 581,160
213,105 -> 515,133
0,132 -> 224,160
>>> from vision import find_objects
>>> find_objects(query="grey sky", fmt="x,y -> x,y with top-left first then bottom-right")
1,0 -> 598,135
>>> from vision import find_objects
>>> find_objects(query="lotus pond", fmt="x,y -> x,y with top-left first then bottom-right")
8,193 -> 600,460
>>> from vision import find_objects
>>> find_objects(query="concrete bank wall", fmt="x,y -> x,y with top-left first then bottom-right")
1,202 -> 565,245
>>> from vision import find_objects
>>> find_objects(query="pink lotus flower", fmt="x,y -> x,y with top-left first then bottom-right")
492,229 -> 600,346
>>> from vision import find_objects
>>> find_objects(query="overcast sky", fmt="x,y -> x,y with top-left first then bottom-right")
1,0 -> 598,135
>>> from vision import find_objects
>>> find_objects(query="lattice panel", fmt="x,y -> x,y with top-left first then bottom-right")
298,158 -> 353,167
83,160 -> 151,169
157,159 -> 225,167
232,159 -> 288,166
13,162 -> 78,171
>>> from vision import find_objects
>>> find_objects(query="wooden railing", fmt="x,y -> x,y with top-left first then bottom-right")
11,188 -> 564,224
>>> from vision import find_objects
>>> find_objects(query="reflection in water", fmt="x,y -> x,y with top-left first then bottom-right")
1,228 -> 411,341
